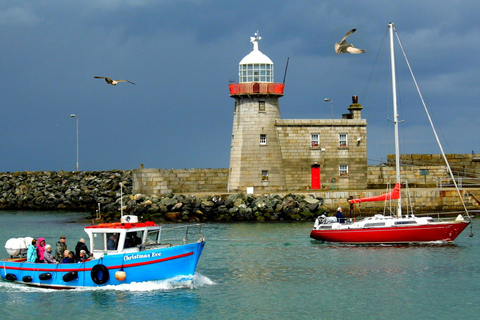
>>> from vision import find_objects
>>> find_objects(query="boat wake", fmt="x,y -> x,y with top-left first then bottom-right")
0,273 -> 215,292
88,273 -> 215,292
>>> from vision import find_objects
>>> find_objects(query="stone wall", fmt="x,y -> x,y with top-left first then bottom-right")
1,170 -> 479,219
133,168 -> 229,195
228,95 -> 287,193
327,187 -> 479,215
276,118 -> 368,191
391,153 -> 480,170
367,165 -> 447,188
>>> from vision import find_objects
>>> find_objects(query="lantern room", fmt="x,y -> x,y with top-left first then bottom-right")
229,31 -> 284,96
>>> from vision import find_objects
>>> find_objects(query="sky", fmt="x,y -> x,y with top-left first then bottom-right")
1,1 -> 479,172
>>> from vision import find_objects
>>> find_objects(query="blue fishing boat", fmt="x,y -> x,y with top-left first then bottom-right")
1,215 -> 205,289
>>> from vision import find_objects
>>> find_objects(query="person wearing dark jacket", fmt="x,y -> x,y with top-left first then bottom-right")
77,250 -> 88,263
55,236 -> 67,262
336,207 -> 346,223
75,238 -> 90,259
61,250 -> 74,263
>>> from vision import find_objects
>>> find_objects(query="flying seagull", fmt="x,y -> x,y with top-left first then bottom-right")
335,29 -> 365,54
94,76 -> 135,85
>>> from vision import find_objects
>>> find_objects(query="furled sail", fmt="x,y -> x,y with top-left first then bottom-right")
349,183 -> 400,204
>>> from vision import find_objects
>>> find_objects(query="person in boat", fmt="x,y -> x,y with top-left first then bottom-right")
44,244 -> 57,264
75,238 -> 90,259
61,250 -> 74,263
55,236 -> 67,262
36,237 -> 46,263
107,234 -> 117,250
27,239 -> 37,263
124,232 -> 142,248
77,250 -> 88,263
336,207 -> 346,223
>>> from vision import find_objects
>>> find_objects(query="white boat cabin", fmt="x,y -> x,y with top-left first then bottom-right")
84,215 -> 162,258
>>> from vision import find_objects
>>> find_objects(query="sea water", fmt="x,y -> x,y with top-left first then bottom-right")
0,211 -> 479,320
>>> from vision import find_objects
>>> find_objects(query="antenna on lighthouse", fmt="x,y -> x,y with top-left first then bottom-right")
283,57 -> 290,84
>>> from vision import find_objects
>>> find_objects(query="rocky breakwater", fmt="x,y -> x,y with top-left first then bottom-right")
121,193 -> 327,222
0,170 -> 327,222
0,170 -> 132,211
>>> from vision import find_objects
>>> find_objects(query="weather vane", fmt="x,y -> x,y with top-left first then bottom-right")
250,31 -> 261,50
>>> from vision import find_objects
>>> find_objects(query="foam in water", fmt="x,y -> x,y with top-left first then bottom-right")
0,273 -> 215,293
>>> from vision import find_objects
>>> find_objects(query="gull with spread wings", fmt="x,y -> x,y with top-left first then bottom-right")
94,76 -> 135,85
335,29 -> 365,54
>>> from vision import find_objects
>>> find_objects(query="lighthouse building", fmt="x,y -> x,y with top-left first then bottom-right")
228,32 -> 368,192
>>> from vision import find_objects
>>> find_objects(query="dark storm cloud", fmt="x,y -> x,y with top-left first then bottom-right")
0,1 -> 479,171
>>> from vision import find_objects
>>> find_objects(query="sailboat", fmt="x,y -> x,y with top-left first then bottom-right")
310,23 -> 472,244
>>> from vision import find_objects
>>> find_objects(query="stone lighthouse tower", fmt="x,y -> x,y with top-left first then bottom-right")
228,32 -> 286,192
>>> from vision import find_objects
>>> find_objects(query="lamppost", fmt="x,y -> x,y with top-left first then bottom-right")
70,114 -> 79,171
324,98 -> 333,119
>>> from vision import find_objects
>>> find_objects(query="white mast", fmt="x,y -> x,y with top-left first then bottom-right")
389,23 -> 402,218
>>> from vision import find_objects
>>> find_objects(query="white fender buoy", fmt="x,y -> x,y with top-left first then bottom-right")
115,270 -> 126,281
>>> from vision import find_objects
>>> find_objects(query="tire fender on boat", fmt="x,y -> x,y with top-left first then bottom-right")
91,264 -> 109,285
22,275 -> 33,282
63,271 -> 78,282
39,272 -> 52,280
5,273 -> 17,281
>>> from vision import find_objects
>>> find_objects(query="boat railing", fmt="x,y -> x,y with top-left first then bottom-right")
436,177 -> 480,189
414,210 -> 476,221
159,224 -> 204,245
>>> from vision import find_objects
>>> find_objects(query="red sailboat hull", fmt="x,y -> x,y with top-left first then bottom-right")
310,221 -> 470,244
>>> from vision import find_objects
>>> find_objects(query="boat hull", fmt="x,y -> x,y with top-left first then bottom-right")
310,221 -> 470,244
1,241 -> 205,289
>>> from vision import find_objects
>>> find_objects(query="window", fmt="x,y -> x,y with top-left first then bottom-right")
92,233 -> 105,251
260,134 -> 267,145
262,170 -> 269,181
364,222 -> 386,227
339,165 -> 349,177
339,133 -> 348,148
259,101 -> 265,112
310,133 -> 319,148
146,230 -> 160,244
239,63 -> 274,83
125,231 -> 143,248
394,220 -> 418,225
107,233 -> 120,250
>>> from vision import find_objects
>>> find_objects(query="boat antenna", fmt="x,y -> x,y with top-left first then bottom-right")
283,57 -> 290,84
120,181 -> 125,218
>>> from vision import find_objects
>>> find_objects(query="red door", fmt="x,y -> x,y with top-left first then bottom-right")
311,165 -> 321,189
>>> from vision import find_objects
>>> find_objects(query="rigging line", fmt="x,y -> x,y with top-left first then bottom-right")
393,27 -> 471,222
362,27 -> 389,113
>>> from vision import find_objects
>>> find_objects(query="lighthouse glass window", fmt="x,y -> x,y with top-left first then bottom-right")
239,64 -> 273,83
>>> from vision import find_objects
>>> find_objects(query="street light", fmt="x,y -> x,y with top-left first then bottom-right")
70,114 -> 79,171
324,98 -> 333,119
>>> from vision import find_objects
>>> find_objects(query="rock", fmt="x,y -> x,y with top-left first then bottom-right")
165,212 -> 181,221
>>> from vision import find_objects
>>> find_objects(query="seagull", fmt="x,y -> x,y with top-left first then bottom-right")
335,29 -> 365,54
94,76 -> 135,85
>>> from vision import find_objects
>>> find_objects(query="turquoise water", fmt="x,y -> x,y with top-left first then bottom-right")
0,211 -> 479,319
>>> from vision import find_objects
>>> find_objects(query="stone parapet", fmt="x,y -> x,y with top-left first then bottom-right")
133,168 -> 229,195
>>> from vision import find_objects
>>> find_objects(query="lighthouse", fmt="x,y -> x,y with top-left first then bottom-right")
228,32 -> 287,192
